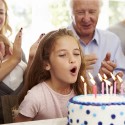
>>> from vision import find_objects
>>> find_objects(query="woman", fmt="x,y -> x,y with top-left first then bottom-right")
0,0 -> 27,123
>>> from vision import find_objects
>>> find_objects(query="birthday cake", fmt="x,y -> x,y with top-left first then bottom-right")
67,94 -> 125,125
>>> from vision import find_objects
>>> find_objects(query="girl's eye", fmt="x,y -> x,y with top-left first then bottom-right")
59,54 -> 66,57
74,51 -> 80,55
74,53 -> 80,56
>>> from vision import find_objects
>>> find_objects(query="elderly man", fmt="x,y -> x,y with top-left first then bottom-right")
68,0 -> 125,93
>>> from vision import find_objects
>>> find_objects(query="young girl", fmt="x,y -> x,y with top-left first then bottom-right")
15,28 -> 92,122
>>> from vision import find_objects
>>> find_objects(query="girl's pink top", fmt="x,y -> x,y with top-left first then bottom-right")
19,82 -> 75,120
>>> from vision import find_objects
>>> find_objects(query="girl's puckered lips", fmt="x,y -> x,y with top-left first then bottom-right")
70,66 -> 77,75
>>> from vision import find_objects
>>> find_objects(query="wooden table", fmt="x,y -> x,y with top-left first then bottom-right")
2,118 -> 67,125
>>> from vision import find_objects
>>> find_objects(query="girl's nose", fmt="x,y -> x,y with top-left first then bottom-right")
69,55 -> 76,63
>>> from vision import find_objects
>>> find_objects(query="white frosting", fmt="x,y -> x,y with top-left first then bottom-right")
68,94 -> 125,125
73,94 -> 125,103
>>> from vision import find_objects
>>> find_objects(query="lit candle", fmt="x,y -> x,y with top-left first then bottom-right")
84,82 -> 87,95
88,72 -> 97,97
88,72 -> 93,79
102,82 -> 104,94
110,73 -> 116,94
104,79 -> 111,94
90,79 -> 97,98
110,85 -> 113,95
103,74 -> 107,80
121,83 -> 124,95
117,75 -> 123,95
114,81 -> 117,94
98,73 -> 104,94
81,76 -> 87,95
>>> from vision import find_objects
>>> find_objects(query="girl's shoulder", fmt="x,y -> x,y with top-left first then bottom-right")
30,82 -> 45,91
23,82 -> 46,104
28,82 -> 48,97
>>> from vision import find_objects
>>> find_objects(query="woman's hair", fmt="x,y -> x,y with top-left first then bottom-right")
0,0 -> 12,35
19,28 -> 92,103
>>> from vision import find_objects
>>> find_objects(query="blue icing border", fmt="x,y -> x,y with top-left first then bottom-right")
69,94 -> 125,106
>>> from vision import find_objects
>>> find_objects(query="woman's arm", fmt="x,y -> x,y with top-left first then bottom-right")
0,28 -> 22,81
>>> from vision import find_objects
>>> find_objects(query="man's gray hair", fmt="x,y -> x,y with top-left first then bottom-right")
68,0 -> 103,15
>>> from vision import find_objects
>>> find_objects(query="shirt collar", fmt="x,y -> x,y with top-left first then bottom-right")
94,30 -> 99,45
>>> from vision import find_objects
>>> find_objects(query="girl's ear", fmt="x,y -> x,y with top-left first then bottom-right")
44,62 -> 51,70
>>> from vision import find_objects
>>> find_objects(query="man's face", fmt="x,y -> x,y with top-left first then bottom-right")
71,0 -> 100,38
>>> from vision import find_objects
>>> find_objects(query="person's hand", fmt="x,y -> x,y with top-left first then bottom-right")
0,35 -> 13,67
0,52 -> 3,67
115,71 -> 124,93
0,35 -> 12,59
11,28 -> 23,62
0,42 -> 5,57
29,33 -> 45,61
0,42 -> 5,67
0,42 -> 4,62
84,53 -> 98,70
99,52 -> 117,79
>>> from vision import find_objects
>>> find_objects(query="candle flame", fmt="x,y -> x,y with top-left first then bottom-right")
104,79 -> 111,86
110,72 -> 116,80
80,76 -> 85,82
117,75 -> 123,83
88,72 -> 93,79
98,73 -> 102,81
103,74 -> 107,79
90,79 -> 96,85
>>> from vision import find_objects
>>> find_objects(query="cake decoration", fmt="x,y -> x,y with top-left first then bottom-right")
67,74 -> 125,125
67,94 -> 125,125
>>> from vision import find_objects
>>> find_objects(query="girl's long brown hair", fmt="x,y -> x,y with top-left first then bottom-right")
19,28 -> 92,104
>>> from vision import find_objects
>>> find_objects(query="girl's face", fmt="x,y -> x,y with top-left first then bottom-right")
46,36 -> 81,86
0,0 -> 6,31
